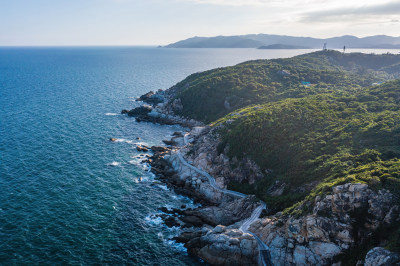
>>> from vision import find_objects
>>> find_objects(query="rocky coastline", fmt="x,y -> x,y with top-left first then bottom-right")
121,89 -> 400,265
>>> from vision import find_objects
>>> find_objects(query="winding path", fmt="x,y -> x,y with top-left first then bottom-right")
174,135 -> 273,265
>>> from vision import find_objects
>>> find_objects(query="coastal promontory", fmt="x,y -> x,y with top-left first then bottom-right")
125,50 -> 400,265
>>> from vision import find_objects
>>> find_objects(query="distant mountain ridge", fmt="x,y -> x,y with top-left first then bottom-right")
164,34 -> 400,49
258,44 -> 310,49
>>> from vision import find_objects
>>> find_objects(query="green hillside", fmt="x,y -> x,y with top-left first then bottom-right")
171,50 -> 400,123
168,51 -> 400,257
215,80 -> 400,213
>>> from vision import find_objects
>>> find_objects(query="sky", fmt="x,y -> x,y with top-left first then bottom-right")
0,0 -> 399,46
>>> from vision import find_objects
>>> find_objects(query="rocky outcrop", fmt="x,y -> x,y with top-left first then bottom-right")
249,183 -> 400,265
171,98 -> 183,112
162,139 -> 177,146
137,90 -> 165,104
184,196 -> 260,226
127,105 -> 153,116
184,225 -> 259,266
184,126 -> 265,188
145,134 -> 264,265
122,87 -> 204,128
122,104 -> 202,128
166,150 -> 235,204
364,247 -> 400,266
136,145 -> 149,152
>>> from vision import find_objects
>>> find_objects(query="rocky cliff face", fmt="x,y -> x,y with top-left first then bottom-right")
147,141 -> 264,265
184,126 -> 265,187
152,126 -> 400,265
249,183 -> 400,265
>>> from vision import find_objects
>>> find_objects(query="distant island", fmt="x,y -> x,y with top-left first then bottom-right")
258,44 -> 311,49
163,34 -> 400,49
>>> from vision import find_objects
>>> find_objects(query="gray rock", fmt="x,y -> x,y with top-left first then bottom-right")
127,105 -> 152,116
251,183 -> 399,265
365,247 -> 400,266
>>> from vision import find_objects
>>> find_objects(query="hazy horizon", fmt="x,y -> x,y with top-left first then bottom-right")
1,34 -> 400,48
1,0 -> 400,46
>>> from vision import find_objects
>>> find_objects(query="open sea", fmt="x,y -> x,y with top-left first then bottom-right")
0,47 -> 398,265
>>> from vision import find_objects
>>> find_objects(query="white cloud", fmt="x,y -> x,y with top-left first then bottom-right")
300,1 -> 400,22
177,0 -> 281,6
178,0 -> 379,7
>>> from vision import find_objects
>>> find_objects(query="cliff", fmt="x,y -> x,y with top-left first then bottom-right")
125,51 -> 400,265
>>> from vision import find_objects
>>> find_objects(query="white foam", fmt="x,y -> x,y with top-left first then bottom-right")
166,240 -> 187,252
112,138 -> 134,144
156,184 -> 169,191
107,161 -> 121,166
144,214 -> 163,226
170,194 -> 201,209
128,160 -> 150,172
105,113 -> 119,116
134,141 -> 149,146
160,205 -> 173,212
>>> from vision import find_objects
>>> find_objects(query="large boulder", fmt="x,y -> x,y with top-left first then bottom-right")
365,247 -> 400,266
127,105 -> 152,116
137,91 -> 164,104
137,91 -> 155,101
183,196 -> 260,226
184,225 -> 258,266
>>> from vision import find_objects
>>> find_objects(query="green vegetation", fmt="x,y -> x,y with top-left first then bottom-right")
170,50 -> 400,212
170,51 -> 400,258
169,51 -> 400,209
172,50 -> 400,123
218,81 -> 400,212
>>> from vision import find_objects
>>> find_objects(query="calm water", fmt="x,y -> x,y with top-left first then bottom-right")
0,47 -> 396,265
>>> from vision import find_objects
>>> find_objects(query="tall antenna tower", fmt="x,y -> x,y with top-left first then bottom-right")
323,43 -> 327,51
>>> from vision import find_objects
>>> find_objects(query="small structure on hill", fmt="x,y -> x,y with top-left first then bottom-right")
277,70 -> 291,76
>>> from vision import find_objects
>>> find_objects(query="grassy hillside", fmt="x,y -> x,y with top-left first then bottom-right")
215,80 -> 400,213
171,50 -> 400,123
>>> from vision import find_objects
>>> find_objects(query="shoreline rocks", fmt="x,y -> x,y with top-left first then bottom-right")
146,140 -> 264,265
136,145 -> 149,152
121,104 -> 202,128
122,90 -> 204,128
137,90 -> 165,104
127,89 -> 400,265
147,127 -> 400,265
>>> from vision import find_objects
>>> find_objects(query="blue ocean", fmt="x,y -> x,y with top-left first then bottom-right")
0,47 -> 330,265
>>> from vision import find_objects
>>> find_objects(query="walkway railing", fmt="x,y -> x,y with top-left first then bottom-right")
172,141 -> 273,266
